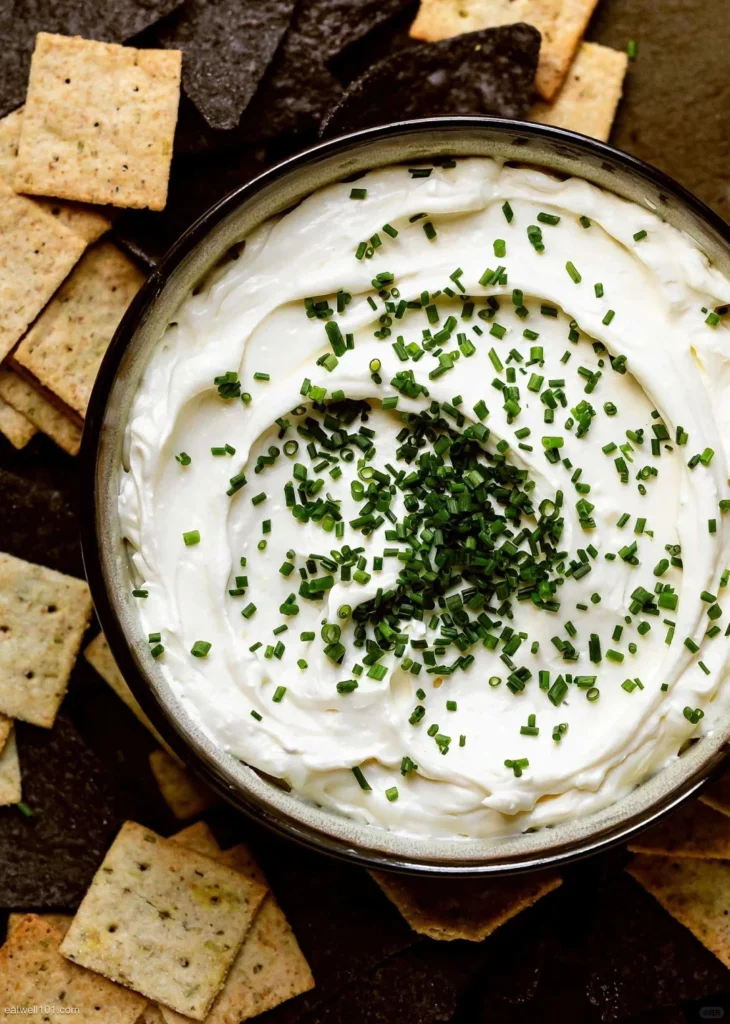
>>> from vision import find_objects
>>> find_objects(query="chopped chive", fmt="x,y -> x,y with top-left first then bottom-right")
182,529 -> 200,546
190,640 -> 211,658
350,188 -> 367,199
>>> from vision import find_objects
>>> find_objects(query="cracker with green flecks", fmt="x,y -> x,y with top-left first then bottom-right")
409,0 -> 599,101
0,397 -> 36,450
84,631 -> 166,745
370,868 -> 562,941
0,914 -> 146,1023
0,552 -> 92,728
628,799 -> 730,859
0,107 -> 111,243
0,727 -> 21,806
528,41 -> 628,142
0,370 -> 81,456
60,821 -> 268,1019
13,241 -> 144,419
160,825 -> 314,1024
15,34 -> 181,211
0,178 -> 86,363
149,748 -> 216,821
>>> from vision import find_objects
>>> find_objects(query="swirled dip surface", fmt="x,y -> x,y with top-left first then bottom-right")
120,158 -> 730,839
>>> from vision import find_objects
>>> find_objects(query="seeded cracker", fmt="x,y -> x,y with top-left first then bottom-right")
0,370 -> 81,456
60,821 -> 268,1019
13,241 -> 145,419
84,631 -> 167,746
0,179 -> 86,363
0,727 -> 21,806
0,398 -> 36,450
627,799 -> 730,859
370,869 -> 562,941
15,34 -> 181,211
528,41 -> 629,142
149,748 -> 216,820
0,107 -> 111,243
409,0 -> 599,101
0,914 -> 146,1023
0,553 -> 92,728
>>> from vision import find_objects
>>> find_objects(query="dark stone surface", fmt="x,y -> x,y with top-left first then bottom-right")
2,0 -> 730,1019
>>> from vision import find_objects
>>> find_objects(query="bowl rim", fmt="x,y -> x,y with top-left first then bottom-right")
80,115 -> 730,876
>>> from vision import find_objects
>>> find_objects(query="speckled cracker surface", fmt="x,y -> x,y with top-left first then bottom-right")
60,821 -> 268,1019
0,397 -> 36,449
0,727 -> 21,805
0,178 -> 86,363
529,41 -> 628,142
0,552 -> 92,727
628,800 -> 730,859
370,869 -> 562,941
13,241 -> 145,419
7,912 -> 73,939
84,631 -> 167,745
0,107 -> 111,243
0,914 -> 146,1024
409,0 -> 599,101
0,370 -> 82,456
15,34 -> 182,211
149,748 -> 216,820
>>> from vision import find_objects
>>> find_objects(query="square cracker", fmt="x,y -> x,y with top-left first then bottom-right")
0,397 -> 36,450
160,826 -> 314,1024
0,178 -> 86,363
0,552 -> 92,728
0,914 -> 146,1023
0,370 -> 82,456
15,34 -> 182,211
627,855 -> 730,969
60,821 -> 268,1019
528,41 -> 629,142
84,632 -> 167,747
370,869 -> 562,941
13,241 -> 145,419
0,727 -> 21,806
150,748 -> 216,820
0,108 -> 111,244
409,0 -> 599,101
627,799 -> 730,860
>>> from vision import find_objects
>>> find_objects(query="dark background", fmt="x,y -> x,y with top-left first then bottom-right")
2,1 -> 730,1021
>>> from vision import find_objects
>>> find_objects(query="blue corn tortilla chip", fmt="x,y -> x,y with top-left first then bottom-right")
158,0 -> 298,130
321,23 -> 541,137
0,0 -> 184,118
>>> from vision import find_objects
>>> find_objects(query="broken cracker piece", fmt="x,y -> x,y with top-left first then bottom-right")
60,821 -> 268,1020
15,34 -> 181,211
0,178 -> 86,363
0,728 -> 21,806
528,41 -> 628,142
409,0 -> 599,101
370,868 -> 561,941
628,799 -> 730,860
0,552 -> 92,728
7,912 -> 73,939
84,631 -> 166,746
700,771 -> 730,819
149,748 -> 216,820
0,370 -> 81,456
0,914 -> 146,1023
0,397 -> 36,449
13,240 -> 144,419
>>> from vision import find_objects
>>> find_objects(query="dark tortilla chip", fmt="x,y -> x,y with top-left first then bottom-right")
321,23 -> 541,137
0,713 -> 124,908
0,0 -> 184,119
158,0 -> 298,131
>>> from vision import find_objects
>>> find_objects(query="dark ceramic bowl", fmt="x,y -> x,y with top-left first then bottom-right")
80,117 -> 730,876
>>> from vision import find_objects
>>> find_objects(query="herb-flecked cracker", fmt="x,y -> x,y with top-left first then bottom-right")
0,398 -> 37,450
370,869 -> 562,941
409,0 -> 599,101
149,748 -> 216,820
0,914 -> 146,1024
60,821 -> 268,1019
15,34 -> 182,211
627,855 -> 730,969
628,799 -> 730,860
84,632 -> 167,746
0,552 -> 92,728
0,107 -> 111,243
0,370 -> 82,456
13,241 -> 145,419
528,41 -> 628,142
0,178 -> 86,363
0,727 -> 21,806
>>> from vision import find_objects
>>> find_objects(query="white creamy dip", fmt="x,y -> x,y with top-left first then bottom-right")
120,158 -> 730,839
